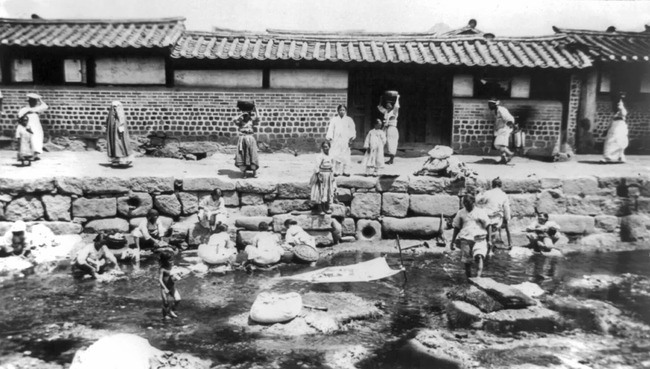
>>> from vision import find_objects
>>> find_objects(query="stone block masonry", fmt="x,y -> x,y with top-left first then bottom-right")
0,174 -> 648,248
452,98 -> 563,155
0,88 -> 347,146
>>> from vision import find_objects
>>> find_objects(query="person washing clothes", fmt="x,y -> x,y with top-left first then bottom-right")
198,189 -> 227,232
450,194 -> 492,279
18,93 -> 48,161
362,120 -> 387,176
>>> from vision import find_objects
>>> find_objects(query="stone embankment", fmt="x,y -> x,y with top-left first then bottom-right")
0,174 -> 648,247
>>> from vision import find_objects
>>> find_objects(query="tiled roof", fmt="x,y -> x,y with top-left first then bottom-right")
0,17 -> 185,49
554,27 -> 650,62
172,30 -> 592,69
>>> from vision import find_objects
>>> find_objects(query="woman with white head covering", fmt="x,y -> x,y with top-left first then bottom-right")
601,97 -> 629,163
106,101 -> 133,167
326,104 -> 356,176
17,93 -> 48,160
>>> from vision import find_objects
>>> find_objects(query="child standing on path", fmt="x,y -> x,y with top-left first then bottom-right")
15,115 -> 34,166
363,121 -> 387,176
159,250 -> 181,319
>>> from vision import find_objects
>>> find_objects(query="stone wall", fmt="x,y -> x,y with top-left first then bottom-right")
451,98 -> 563,155
593,95 -> 650,143
0,87 -> 347,145
0,174 -> 648,247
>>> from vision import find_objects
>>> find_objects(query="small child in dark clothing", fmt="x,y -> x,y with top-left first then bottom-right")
159,250 -> 181,319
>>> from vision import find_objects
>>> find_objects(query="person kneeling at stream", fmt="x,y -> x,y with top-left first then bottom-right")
283,219 -> 315,249
450,194 -> 492,279
73,234 -> 122,279
244,222 -> 284,267
525,213 -> 567,253
132,209 -> 171,252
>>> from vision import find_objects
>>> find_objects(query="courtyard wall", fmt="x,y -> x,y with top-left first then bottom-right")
0,174 -> 648,247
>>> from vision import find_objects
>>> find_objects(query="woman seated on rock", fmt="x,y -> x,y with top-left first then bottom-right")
198,189 -> 227,232
132,209 -> 170,252
525,213 -> 567,253
72,234 -> 121,279
244,222 -> 284,267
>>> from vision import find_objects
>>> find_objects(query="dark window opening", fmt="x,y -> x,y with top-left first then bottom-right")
474,76 -> 511,99
32,56 -> 64,85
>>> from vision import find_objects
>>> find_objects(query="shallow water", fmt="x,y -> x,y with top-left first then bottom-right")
1,247 -> 649,368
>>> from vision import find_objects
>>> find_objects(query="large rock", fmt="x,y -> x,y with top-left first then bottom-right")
330,203 -> 347,218
566,196 -> 603,216
595,215 -> 618,232
342,218 -> 356,236
5,196 -> 45,221
240,205 -> 269,217
84,218 -> 129,233
336,175 -> 376,189
236,179 -> 277,194
544,295 -> 623,334
620,214 -> 650,242
72,198 -> 117,219
268,200 -> 313,215
350,192 -> 381,219
408,176 -> 448,194
55,177 -> 84,196
28,221 -> 83,235
409,330 -> 474,369
549,214 -> 595,234
536,190 -> 566,214
356,219 -> 382,241
376,175 -> 409,192
540,178 -> 563,189
502,178 -> 541,193
483,306 -> 561,333
82,177 -> 129,195
306,230 -> 334,246
237,230 -> 262,246
167,214 -> 207,246
70,333 -> 209,369
128,177 -> 175,193
234,216 -> 274,231
446,285 -> 504,313
154,194 -> 182,217
117,193 -> 153,218
0,178 -> 55,193
470,277 -> 536,309
176,192 -> 198,215
41,195 -> 72,221
508,194 -> 536,217
578,233 -> 619,250
381,192 -> 409,217
563,177 -> 599,196
337,188 -> 353,203
272,213 -> 333,233
382,217 -> 441,238
183,177 -> 236,191
277,182 -> 311,199
240,193 -> 264,206
446,300 -> 484,329
409,194 -> 458,216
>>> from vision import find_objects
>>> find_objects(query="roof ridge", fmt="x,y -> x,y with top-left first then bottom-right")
0,17 -> 186,24
554,26 -> 650,37
188,30 -> 568,43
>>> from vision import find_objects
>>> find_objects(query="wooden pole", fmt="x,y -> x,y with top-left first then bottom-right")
396,235 -> 407,282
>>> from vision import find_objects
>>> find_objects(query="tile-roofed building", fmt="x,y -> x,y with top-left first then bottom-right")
0,16 -> 185,49
172,29 -> 591,69
441,19 -> 484,37
553,26 -> 650,62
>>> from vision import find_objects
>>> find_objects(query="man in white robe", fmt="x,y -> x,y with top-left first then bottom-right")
18,93 -> 48,160
326,105 -> 356,176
